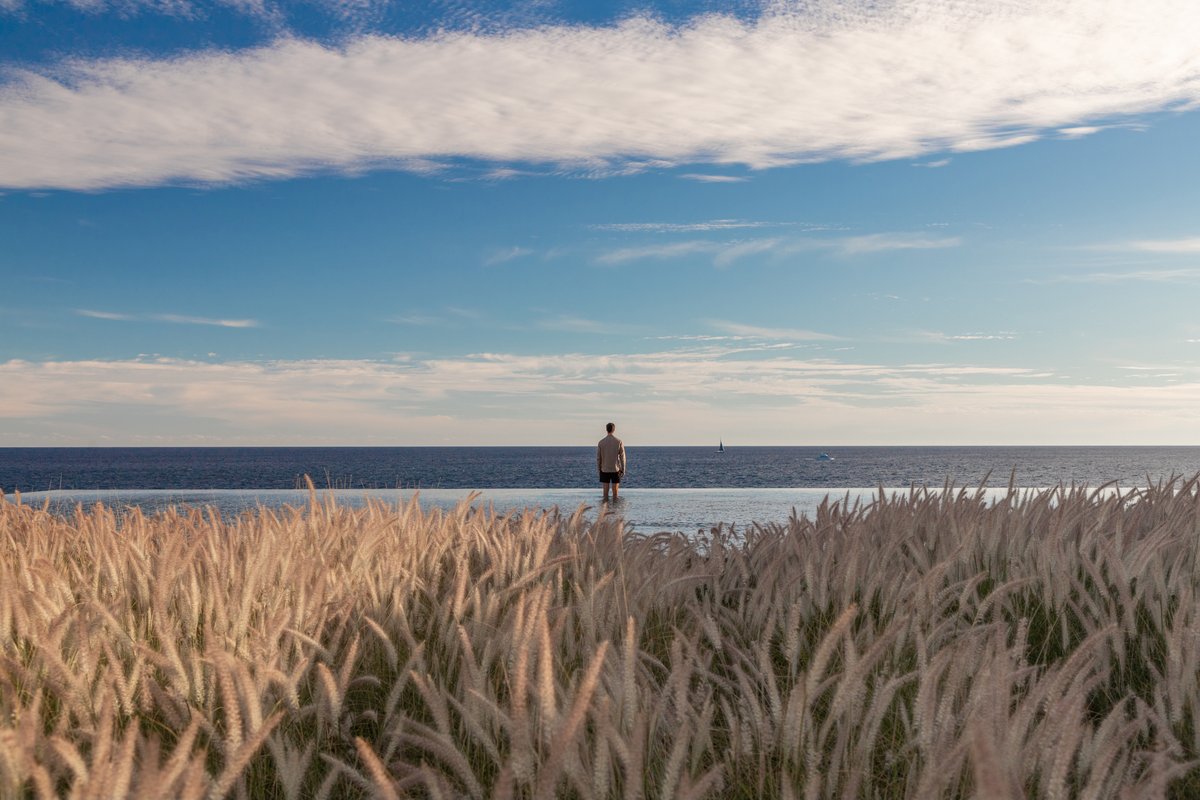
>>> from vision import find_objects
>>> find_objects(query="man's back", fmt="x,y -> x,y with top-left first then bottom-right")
597,433 -> 626,473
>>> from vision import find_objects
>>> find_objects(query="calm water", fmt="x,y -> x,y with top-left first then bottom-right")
3,446 -> 1200,493
8,487 -> 1027,534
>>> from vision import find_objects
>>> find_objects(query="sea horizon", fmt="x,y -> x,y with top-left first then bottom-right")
7,445 -> 1200,500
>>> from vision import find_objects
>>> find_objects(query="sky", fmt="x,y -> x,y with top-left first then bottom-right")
3,0 -> 1200,446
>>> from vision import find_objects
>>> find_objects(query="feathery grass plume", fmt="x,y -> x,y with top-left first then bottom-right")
6,481 -> 1200,796
533,640 -> 610,800
354,736 -> 400,800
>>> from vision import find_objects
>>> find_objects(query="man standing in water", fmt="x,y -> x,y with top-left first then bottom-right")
597,422 -> 626,501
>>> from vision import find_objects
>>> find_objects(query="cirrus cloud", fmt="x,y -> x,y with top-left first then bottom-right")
76,309 -> 260,327
595,232 -> 960,265
2,0 -> 1200,190
1121,238 -> 1200,254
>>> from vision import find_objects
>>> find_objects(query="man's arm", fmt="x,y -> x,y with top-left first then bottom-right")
597,443 -> 602,471
618,443 -> 626,474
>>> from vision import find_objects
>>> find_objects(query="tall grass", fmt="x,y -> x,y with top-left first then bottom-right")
2,477 -> 1200,798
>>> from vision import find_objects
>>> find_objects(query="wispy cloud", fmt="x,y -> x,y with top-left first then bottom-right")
678,173 -> 748,183
833,233 -> 961,256
0,0 -> 382,24
390,306 -> 483,326
707,320 -> 837,341
77,309 -> 260,327
649,334 -> 742,342
944,333 -> 1017,341
536,315 -> 617,334
1081,236 -> 1200,254
152,313 -> 259,328
595,232 -> 960,265
1121,238 -> 1200,254
712,238 -> 784,268
1058,126 -> 1103,139
593,219 -> 777,234
595,241 -> 718,265
913,159 -> 950,168
388,313 -> 441,326
1057,122 -> 1147,139
484,246 -> 533,265
4,1 -> 1200,189
912,330 -> 1019,342
77,309 -> 133,321
892,331 -> 1022,345
1037,268 -> 1200,284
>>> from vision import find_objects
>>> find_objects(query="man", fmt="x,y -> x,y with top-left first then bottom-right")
597,421 -> 626,501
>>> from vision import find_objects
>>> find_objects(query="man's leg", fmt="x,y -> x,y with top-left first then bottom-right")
602,478 -> 610,501
612,479 -> 619,500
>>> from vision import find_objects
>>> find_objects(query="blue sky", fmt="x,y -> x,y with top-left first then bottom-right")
3,0 -> 1200,445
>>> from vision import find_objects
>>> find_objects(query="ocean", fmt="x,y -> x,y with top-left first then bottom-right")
5,445 -> 1200,492
4,446 -> 1199,531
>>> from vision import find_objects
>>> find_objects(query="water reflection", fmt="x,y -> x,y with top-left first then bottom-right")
13,486 -> 1041,533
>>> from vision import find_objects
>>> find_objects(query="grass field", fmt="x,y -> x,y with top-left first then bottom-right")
2,478 -> 1199,798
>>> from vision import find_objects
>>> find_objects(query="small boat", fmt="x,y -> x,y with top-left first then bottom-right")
717,440 -> 725,453
816,452 -> 834,461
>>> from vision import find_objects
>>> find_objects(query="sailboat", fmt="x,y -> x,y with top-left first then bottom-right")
717,440 -> 725,453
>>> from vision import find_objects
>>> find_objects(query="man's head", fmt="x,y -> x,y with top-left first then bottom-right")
606,422 -> 615,433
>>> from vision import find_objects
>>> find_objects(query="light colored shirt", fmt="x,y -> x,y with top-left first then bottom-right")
597,434 -> 626,473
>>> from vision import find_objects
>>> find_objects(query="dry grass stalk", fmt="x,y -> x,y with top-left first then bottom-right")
3,479 -> 1200,797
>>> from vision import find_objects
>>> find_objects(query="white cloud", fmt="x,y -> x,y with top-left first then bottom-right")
1058,125 -> 1102,139
152,313 -> 259,328
76,308 -> 260,327
678,173 -> 748,183
4,351 -> 1199,444
1058,122 -> 1146,139
77,308 -> 133,321
4,1 -> 1200,189
913,158 -> 950,168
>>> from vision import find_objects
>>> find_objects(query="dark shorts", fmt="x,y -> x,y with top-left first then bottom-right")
599,471 -> 622,484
